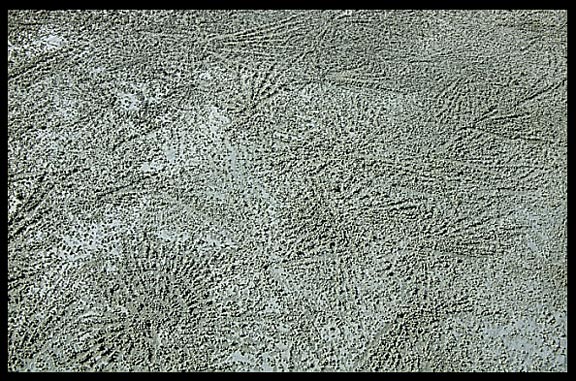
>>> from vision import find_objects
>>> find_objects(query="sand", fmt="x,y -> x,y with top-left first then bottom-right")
7,10 -> 567,372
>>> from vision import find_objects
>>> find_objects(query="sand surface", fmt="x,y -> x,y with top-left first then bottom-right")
8,10 -> 567,372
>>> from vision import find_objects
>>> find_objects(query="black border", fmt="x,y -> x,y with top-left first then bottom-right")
3,6 -> 570,376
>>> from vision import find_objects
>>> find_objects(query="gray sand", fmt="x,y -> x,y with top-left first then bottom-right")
8,10 -> 567,372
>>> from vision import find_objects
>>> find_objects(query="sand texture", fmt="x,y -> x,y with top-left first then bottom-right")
8,10 -> 567,372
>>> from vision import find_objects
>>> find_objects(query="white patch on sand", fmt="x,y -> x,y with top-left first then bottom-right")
208,105 -> 230,127
42,35 -> 65,50
156,229 -> 191,243
229,351 -> 252,364
89,66 -> 106,75
199,71 -> 213,82
117,92 -> 141,111
141,161 -> 165,173
163,146 -> 177,163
